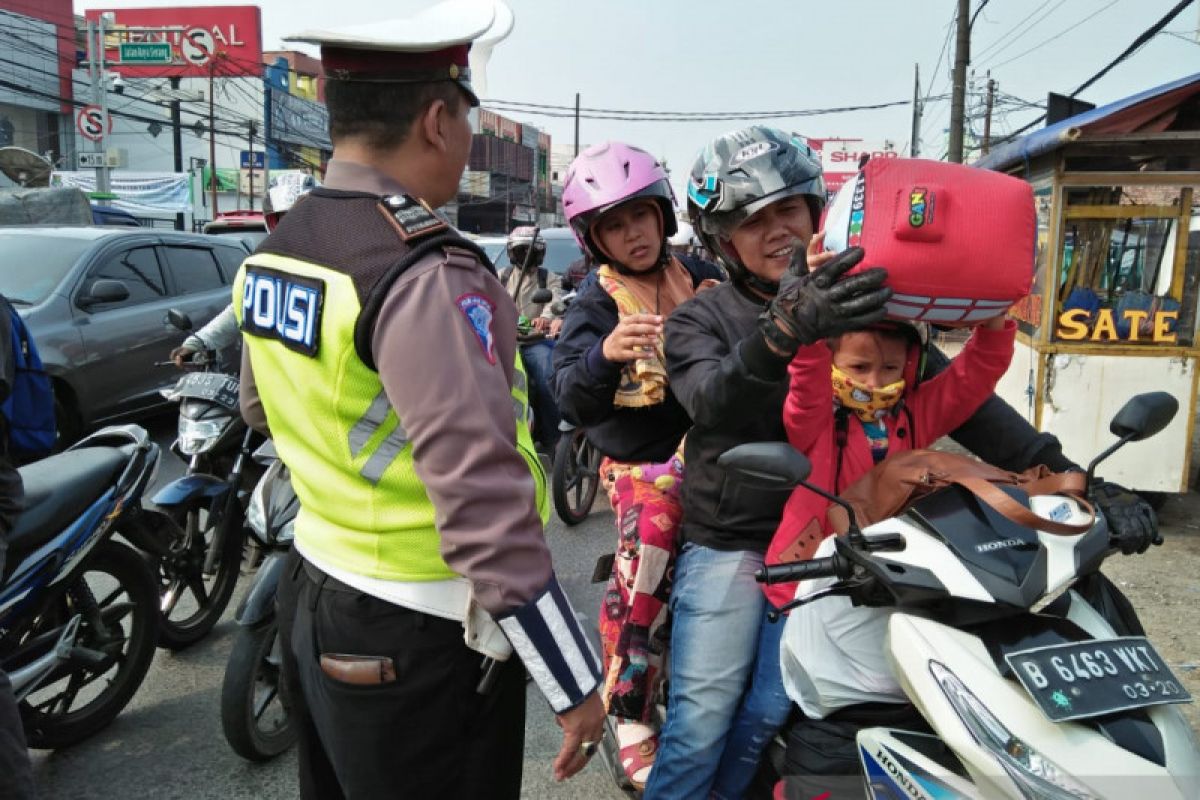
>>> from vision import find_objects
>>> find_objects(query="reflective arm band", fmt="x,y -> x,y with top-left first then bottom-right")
496,576 -> 601,713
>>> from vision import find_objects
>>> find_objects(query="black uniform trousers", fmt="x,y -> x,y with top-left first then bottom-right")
0,662 -> 35,800
277,548 -> 526,799
0,509 -> 36,800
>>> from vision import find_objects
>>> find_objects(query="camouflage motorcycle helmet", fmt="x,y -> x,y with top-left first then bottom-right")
686,126 -> 826,283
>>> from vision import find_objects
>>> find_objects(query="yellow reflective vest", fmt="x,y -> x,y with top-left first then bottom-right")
233,249 -> 547,583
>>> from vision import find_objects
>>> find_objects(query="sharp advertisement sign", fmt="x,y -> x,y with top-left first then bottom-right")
85,6 -> 263,78
808,138 -> 901,194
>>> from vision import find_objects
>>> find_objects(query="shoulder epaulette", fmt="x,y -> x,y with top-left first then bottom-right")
380,194 -> 449,242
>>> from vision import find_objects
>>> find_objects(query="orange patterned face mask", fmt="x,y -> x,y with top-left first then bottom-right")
831,366 -> 905,422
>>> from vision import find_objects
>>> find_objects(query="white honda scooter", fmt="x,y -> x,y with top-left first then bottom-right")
721,391 -> 1199,799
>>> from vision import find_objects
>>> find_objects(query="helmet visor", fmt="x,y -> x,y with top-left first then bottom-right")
697,183 -> 820,241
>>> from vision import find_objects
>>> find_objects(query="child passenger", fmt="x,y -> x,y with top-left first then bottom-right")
763,291 -> 1017,608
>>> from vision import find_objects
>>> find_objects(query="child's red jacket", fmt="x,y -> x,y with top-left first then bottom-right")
763,321 -> 1017,607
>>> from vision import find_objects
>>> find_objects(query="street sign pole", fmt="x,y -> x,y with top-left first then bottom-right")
170,76 -> 184,230
247,122 -> 257,211
96,15 -> 112,198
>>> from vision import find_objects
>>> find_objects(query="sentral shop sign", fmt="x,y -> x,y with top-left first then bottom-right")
85,6 -> 262,78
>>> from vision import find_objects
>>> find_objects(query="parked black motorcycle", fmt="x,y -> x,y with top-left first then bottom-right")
220,439 -> 297,761
0,425 -> 162,748
149,309 -> 255,649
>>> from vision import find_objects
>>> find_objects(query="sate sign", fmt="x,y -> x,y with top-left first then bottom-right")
1057,308 -> 1179,344
86,7 -> 262,78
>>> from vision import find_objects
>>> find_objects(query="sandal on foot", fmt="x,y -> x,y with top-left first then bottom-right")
619,736 -> 658,790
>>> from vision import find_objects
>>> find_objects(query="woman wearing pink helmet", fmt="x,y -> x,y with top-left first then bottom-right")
551,141 -> 722,790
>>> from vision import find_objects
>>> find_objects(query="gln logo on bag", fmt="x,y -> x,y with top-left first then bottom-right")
909,187 -> 934,228
240,267 -> 325,357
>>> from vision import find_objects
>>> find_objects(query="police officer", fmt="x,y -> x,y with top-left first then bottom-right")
235,2 -> 604,797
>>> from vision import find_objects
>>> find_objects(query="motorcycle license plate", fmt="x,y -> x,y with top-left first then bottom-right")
1005,637 -> 1192,723
175,373 -> 240,410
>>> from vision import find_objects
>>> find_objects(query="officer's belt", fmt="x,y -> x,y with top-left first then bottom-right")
296,546 -> 514,661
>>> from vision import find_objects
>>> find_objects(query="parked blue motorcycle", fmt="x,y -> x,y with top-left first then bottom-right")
0,425 -> 163,748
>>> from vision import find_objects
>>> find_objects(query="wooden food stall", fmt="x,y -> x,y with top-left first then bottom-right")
975,73 -> 1200,492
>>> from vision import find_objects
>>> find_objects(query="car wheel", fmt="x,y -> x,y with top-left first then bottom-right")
52,390 -> 82,451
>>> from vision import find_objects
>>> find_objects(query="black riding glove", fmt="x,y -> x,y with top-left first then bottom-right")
1093,480 -> 1161,555
758,247 -> 892,356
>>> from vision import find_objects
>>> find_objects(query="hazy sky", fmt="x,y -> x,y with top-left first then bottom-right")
82,0 -> 1200,196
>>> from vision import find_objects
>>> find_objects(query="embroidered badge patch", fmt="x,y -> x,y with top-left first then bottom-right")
457,293 -> 497,364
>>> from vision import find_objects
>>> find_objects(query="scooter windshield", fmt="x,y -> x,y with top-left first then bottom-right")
906,484 -> 1046,609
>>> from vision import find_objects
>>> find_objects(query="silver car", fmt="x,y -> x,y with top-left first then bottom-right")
0,226 -> 249,442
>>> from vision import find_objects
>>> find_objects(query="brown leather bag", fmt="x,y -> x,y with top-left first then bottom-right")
826,449 -> 1095,536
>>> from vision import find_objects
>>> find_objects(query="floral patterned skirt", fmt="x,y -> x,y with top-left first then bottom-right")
597,451 -> 684,722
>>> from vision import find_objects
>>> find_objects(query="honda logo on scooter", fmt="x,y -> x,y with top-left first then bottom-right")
975,538 -> 1022,553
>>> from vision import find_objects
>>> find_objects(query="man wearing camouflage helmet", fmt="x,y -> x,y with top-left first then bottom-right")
645,125 -> 890,799
648,125 -> 1159,799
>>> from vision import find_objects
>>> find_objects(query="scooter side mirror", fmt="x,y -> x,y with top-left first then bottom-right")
719,442 -> 866,539
530,288 -> 553,304
718,443 -> 812,488
1109,391 -> 1178,442
1087,391 -> 1180,486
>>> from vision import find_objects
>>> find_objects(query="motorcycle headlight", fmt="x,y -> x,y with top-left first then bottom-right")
246,479 -> 268,539
178,417 -> 227,455
929,660 -> 1099,800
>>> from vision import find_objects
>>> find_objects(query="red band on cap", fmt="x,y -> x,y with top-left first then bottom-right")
322,44 -> 470,78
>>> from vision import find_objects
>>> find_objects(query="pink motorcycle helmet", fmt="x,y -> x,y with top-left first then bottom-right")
561,141 -> 678,263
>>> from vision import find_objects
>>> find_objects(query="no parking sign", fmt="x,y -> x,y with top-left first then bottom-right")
180,28 -> 215,66
77,105 -> 112,142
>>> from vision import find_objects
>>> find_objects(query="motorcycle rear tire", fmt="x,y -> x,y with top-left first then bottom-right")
156,499 -> 246,650
552,427 -> 600,526
220,619 -> 295,761
18,541 -> 159,749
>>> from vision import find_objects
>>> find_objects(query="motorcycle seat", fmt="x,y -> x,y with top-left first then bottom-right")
7,446 -> 131,561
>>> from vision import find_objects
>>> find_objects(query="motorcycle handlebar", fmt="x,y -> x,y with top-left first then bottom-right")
755,555 -> 848,584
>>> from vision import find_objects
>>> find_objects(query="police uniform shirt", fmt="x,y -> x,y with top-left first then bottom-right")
239,159 -> 599,712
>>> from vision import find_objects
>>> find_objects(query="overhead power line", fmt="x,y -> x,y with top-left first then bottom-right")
973,0 -> 1068,63
987,0 -> 1123,70
481,97 -> 932,123
1070,0 -> 1196,97
988,0 -> 1197,149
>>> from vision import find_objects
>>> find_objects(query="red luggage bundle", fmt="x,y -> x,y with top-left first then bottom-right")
821,158 -> 1035,326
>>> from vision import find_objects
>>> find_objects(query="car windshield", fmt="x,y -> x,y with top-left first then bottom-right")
0,233 -> 95,304
544,237 -> 584,274
478,241 -> 507,265
491,235 -> 582,275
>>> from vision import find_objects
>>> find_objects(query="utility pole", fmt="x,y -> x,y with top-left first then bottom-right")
247,121 -> 257,211
208,58 -> 218,217
573,93 -> 580,158
910,63 -> 922,157
948,0 -> 970,163
982,74 -> 996,155
86,19 -> 113,202
170,76 -> 184,230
